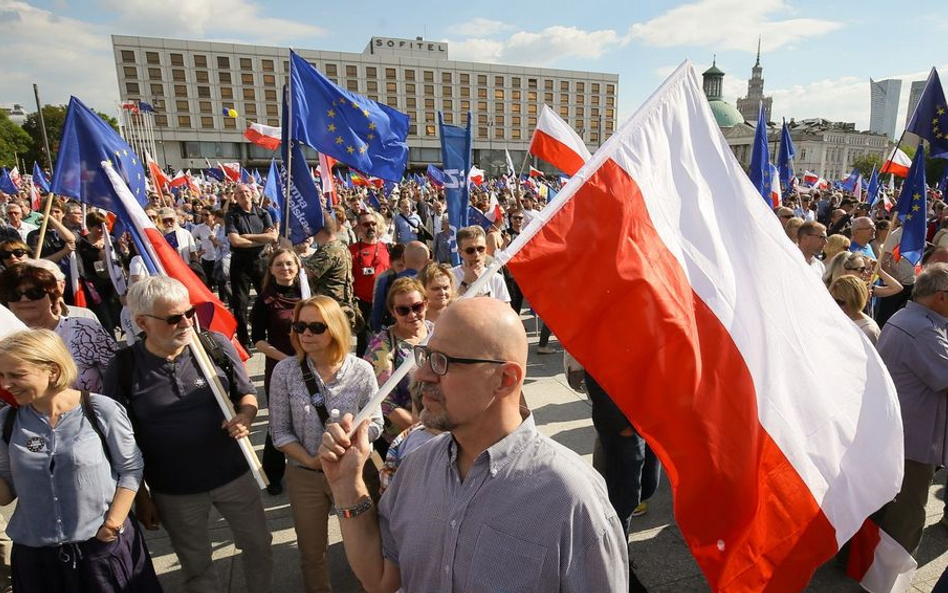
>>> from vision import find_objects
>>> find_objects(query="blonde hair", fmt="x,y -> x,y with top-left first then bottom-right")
823,234 -> 851,264
290,296 -> 351,365
0,329 -> 77,391
418,262 -> 455,292
784,217 -> 804,244
829,275 -> 869,313
386,277 -> 426,314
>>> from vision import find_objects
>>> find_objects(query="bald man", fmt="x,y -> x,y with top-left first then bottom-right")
319,298 -> 630,592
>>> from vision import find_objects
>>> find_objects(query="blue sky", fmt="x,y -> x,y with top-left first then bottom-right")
2,0 -> 947,131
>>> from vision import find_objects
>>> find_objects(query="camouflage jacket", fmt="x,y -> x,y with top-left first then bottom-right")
303,239 -> 354,305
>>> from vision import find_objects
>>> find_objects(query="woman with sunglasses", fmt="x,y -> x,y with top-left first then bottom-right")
364,277 -> 433,452
823,252 -> 902,298
829,276 -> 880,345
268,296 -> 382,593
249,248 -> 306,495
0,263 -> 117,393
0,239 -> 30,271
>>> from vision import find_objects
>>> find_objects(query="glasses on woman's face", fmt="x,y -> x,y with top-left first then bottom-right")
412,345 -> 507,376
0,248 -> 28,260
845,265 -> 868,274
3,286 -> 47,302
511,216 -> 524,221
144,307 -> 196,325
291,321 -> 328,335
394,301 -> 426,317
362,221 -> 377,228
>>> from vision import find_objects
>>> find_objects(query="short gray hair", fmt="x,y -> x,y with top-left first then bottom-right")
127,276 -> 190,315
912,263 -> 948,300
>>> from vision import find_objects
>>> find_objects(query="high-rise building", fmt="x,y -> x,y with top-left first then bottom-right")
111,35 -> 619,173
736,39 -> 773,123
905,80 -> 927,127
869,78 -> 901,139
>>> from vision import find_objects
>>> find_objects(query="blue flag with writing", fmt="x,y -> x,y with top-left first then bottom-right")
896,144 -> 928,266
279,88 -> 325,243
50,96 -> 148,227
288,51 -> 409,181
32,162 -> 50,193
777,119 -> 795,191
748,105 -> 771,204
438,112 -> 472,266
906,68 -> 948,159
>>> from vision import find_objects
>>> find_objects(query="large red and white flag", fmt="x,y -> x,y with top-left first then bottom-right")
145,151 -> 171,191
846,518 -> 916,592
243,122 -> 281,151
881,147 -> 912,178
528,104 -> 592,176
501,62 -> 904,591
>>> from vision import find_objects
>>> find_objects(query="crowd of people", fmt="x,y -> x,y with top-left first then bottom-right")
0,167 -> 947,591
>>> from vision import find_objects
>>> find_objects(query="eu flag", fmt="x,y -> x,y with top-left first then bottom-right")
263,158 -> 282,223
50,97 -> 148,224
777,118 -> 795,190
906,68 -> 948,158
288,51 -> 409,182
0,169 -> 17,195
279,87 -> 325,243
32,162 -> 50,193
895,144 -> 928,266
866,165 -> 880,208
748,104 -> 771,205
426,164 -> 445,188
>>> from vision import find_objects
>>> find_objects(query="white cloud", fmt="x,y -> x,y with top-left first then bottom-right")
629,0 -> 842,53
448,25 -> 627,67
447,17 -> 515,38
99,0 -> 326,45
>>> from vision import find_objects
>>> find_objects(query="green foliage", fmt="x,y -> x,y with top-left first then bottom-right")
851,153 -> 884,178
21,104 -> 119,169
0,111 -> 32,169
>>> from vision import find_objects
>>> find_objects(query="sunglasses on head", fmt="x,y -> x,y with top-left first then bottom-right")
393,301 -> 426,317
4,286 -> 47,302
0,248 -> 28,259
292,321 -> 329,335
144,307 -> 196,325
464,245 -> 486,255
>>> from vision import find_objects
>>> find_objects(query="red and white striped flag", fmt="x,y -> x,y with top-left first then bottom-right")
318,153 -> 338,208
501,62 -> 904,591
243,122 -> 281,151
528,104 -> 592,176
846,518 -> 916,592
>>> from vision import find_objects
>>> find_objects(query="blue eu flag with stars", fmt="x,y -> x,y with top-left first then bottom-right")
906,68 -> 948,159
51,97 -> 148,224
288,51 -> 409,182
748,104 -> 771,205
895,144 -> 928,266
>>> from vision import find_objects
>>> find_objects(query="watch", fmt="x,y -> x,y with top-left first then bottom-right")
337,495 -> 373,519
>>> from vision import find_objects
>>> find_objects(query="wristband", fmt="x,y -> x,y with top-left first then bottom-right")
337,495 -> 373,519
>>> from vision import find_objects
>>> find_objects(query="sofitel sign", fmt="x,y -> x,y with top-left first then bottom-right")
372,37 -> 446,53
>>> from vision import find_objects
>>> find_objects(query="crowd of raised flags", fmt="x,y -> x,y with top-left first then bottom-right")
4,52 -> 948,592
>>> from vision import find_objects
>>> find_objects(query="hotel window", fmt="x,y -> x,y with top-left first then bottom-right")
494,103 -> 503,114
268,118 -> 279,126
460,100 -> 470,111
576,107 -> 585,117
386,68 -> 396,80
201,116 -> 214,129
592,83 -> 600,93
199,101 -> 212,113
150,84 -> 163,96
126,82 -> 140,95
606,108 -> 615,118
197,86 -> 210,98
244,103 -> 257,115
592,95 -> 600,105
512,102 -> 521,113
386,82 -> 397,93
494,89 -> 504,100
194,54 -> 207,68
264,89 -> 277,101
424,71 -> 434,82
495,128 -> 504,139
559,105 -> 568,118
477,74 -> 487,85
512,90 -> 521,101
576,82 -> 585,93
148,68 -> 161,81
528,116 -> 537,126
512,115 -> 521,126
424,98 -> 435,109
242,88 -> 255,100
407,97 -> 417,108
219,72 -> 231,84
406,83 -> 415,94
387,97 -> 398,108
405,70 -> 415,81
170,53 -> 184,66
346,65 -> 357,77
544,92 -> 552,102
196,71 -> 209,83
408,124 -> 417,135
512,77 -> 521,87
443,85 -> 452,97
217,56 -> 229,69
545,80 -> 553,90
460,73 -> 470,84
560,81 -> 569,91
560,93 -> 569,104
266,104 -> 278,116
123,66 -> 137,78
527,104 -> 537,115
172,69 -> 186,82
221,87 -> 233,99
477,101 -> 487,112
496,115 -> 504,126
346,80 -> 359,92
425,112 -> 435,123
174,85 -> 187,97
121,50 -> 135,63
606,96 -> 615,106
178,115 -> 191,127
444,113 -> 454,123
223,118 -> 236,129
478,114 -> 488,124
478,127 -> 487,138
460,87 -> 470,98
477,88 -> 487,99
155,115 -> 167,126
263,74 -> 275,86
591,107 -> 600,117
365,66 -> 377,78
426,125 -> 436,136
424,84 -> 434,95
241,73 -> 254,85
512,129 -> 521,140
443,99 -> 453,110
528,78 -> 537,89
240,58 -> 252,70
262,59 -> 274,72
607,84 -> 615,94
495,76 -> 504,86
325,64 -> 337,76
367,80 -> 378,92
441,72 -> 452,83
146,52 -> 160,65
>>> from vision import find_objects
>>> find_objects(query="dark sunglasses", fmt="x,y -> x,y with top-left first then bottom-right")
464,246 -> 486,255
510,216 -> 524,221
291,321 -> 329,335
0,249 -> 28,259
161,218 -> 176,224
362,221 -> 377,227
844,266 -> 868,274
4,286 -> 47,302
144,307 -> 196,325
394,301 -> 426,317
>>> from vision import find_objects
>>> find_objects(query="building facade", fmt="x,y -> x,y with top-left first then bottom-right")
111,35 -> 619,174
869,78 -> 901,139
905,80 -> 926,128
735,41 -> 773,123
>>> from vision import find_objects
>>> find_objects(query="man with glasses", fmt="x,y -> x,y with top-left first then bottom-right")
797,221 -> 828,277
103,276 -> 272,593
319,297 -> 630,592
350,210 -> 391,355
849,216 -> 877,259
157,207 -> 197,264
2,203 -> 36,242
452,225 -> 510,302
875,264 -> 948,557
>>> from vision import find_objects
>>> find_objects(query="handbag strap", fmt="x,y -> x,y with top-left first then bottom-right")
299,358 -> 330,425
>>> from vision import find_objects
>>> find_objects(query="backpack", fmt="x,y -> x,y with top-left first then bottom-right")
2,391 -> 113,465
113,331 -> 238,427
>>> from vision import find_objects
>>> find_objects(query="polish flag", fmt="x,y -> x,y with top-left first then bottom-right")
318,153 -> 338,208
243,122 -> 281,151
500,62 -> 904,591
881,147 -> 912,178
145,152 -> 171,191
802,170 -> 819,185
485,192 -> 503,223
469,166 -> 485,186
221,162 -> 241,182
529,104 -> 592,176
29,183 -> 42,211
846,518 -> 916,592
169,170 -> 190,190
8,167 -> 21,188
528,166 -> 544,178
769,163 -> 782,208
100,160 -> 248,362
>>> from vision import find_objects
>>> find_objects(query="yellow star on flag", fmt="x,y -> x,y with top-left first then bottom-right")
368,122 -> 376,130
367,133 -> 375,140
906,214 -> 913,220
346,145 -> 355,154
913,204 -> 921,211
938,107 -> 946,116
359,146 -> 367,154
914,193 -> 922,200
106,159 -> 113,167
328,123 -> 336,132
327,109 -> 336,118
123,149 -> 128,156
335,136 -> 344,144
934,118 -> 940,125
362,109 -> 370,117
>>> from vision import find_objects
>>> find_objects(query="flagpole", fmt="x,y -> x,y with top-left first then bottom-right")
32,83 -> 56,259
283,52 -> 294,240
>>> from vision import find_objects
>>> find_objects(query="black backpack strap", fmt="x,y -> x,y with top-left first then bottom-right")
80,391 -> 113,467
2,406 -> 18,446
298,358 -> 330,425
197,331 -> 237,403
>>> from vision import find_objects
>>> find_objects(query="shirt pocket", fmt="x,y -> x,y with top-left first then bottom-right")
465,524 -> 547,593
70,431 -> 107,470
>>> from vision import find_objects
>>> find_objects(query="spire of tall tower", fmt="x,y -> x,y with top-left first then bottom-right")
755,36 -> 761,67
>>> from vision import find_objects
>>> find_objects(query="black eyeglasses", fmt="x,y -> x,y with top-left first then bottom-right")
394,301 -> 426,317
464,245 -> 486,255
362,221 -> 377,227
291,321 -> 329,335
0,249 -> 28,259
413,345 -> 506,376
4,286 -> 47,302
144,307 -> 196,325
844,266 -> 868,274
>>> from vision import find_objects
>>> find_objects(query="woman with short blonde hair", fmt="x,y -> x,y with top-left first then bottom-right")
268,296 -> 382,593
829,276 -> 881,345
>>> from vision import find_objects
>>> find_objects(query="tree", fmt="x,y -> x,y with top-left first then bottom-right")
851,153 -> 884,178
0,111 -> 31,170
21,104 -> 119,170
